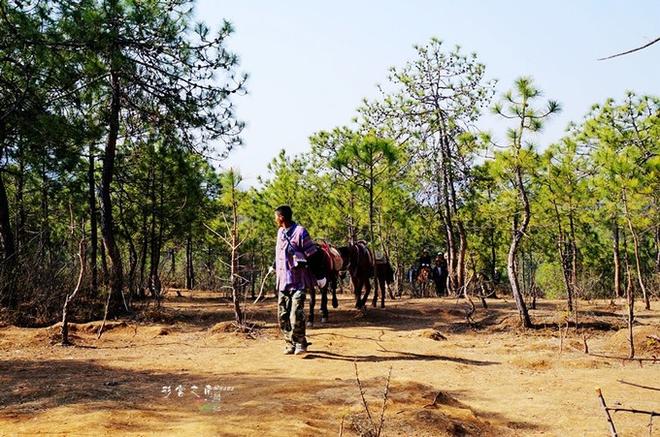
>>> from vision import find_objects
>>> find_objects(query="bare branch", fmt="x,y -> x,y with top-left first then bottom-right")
598,36 -> 660,61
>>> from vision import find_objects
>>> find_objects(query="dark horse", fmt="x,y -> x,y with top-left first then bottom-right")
337,241 -> 395,310
373,253 -> 396,306
306,241 -> 342,326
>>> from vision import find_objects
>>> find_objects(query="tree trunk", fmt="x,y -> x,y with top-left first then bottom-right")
148,166 -> 161,298
436,112 -> 463,295
612,219 -> 621,298
14,148 -> 25,254
622,231 -> 635,359
40,162 -> 51,264
0,169 -> 15,263
622,190 -> 650,310
88,145 -> 98,297
655,224 -> 660,273
137,210 -> 148,297
100,69 -> 126,316
100,238 -> 109,285
436,166 -> 456,295
568,211 -> 579,302
368,164 -> 375,244
0,149 -> 17,307
229,181 -> 243,325
347,174 -> 357,244
551,199 -> 573,311
521,246 -> 527,297
457,223 -> 467,296
509,166 -> 533,328
489,227 -> 496,277
185,232 -> 194,290
117,185 -> 137,298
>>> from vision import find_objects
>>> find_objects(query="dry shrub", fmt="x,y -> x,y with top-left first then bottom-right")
209,320 -> 265,337
509,356 -> 553,371
47,320 -> 127,334
0,249 -> 104,327
420,328 -> 448,341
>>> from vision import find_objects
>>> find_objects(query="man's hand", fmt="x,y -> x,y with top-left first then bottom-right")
316,277 -> 327,288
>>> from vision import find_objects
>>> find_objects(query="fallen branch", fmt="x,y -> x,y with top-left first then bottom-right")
617,379 -> 660,392
597,387 -> 659,437
609,407 -> 659,416
596,388 -> 618,437
565,343 -> 659,365
587,352 -> 658,364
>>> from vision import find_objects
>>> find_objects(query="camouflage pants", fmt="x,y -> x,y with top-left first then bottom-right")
278,289 -> 307,346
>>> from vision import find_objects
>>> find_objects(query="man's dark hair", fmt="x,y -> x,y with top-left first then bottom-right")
275,205 -> 293,222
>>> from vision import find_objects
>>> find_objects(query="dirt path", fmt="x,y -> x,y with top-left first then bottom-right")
1,292 -> 658,436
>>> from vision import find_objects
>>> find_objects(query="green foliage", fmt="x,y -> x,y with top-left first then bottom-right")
1,12 -> 658,327
535,262 -> 565,299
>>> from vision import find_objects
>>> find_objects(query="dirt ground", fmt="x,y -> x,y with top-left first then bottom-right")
1,290 -> 659,436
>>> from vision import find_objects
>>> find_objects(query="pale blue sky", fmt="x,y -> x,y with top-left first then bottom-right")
195,1 -> 659,185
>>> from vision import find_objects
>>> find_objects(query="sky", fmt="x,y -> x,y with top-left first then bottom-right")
194,1 -> 660,186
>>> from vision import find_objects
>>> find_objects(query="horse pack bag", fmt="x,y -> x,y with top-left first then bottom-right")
282,225 -> 307,268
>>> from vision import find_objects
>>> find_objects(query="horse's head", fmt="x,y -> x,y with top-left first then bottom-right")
336,245 -> 353,269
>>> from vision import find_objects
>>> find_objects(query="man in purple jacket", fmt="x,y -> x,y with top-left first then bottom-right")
272,205 -> 323,355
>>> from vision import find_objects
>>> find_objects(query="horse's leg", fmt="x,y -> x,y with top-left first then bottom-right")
353,275 -> 362,309
307,287 -> 316,327
387,275 -> 395,300
380,276 -> 386,308
371,268 -> 378,308
362,278 -> 372,309
331,274 -> 339,308
320,285 -> 328,323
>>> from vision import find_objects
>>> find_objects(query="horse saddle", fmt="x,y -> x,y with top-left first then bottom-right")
327,246 -> 344,271
320,242 -> 344,271
373,250 -> 388,264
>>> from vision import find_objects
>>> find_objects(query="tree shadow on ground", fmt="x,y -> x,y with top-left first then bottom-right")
0,358 -> 531,436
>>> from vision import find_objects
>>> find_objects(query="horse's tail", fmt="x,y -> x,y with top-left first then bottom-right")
385,261 -> 395,284
358,241 -> 376,278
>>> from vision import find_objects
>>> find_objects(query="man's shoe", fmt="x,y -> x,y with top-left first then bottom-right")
294,342 -> 307,355
284,344 -> 295,355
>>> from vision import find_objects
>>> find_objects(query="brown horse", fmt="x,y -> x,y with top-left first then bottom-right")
307,241 -> 394,322
337,241 -> 395,310
306,242 -> 342,326
415,265 -> 433,297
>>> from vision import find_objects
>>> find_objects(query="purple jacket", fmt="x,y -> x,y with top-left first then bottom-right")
275,223 -> 317,292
